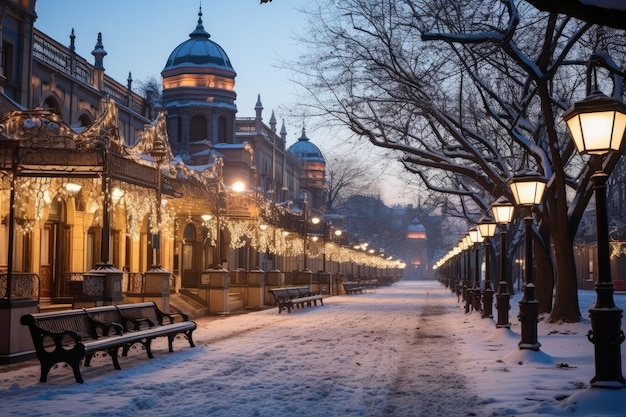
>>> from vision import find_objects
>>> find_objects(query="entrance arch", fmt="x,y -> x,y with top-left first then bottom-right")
180,222 -> 212,287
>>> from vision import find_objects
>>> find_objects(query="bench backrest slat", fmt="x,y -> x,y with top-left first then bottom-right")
117,302 -> 163,327
25,310 -> 96,340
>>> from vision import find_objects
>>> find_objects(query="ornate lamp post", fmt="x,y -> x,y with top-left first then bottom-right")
478,217 -> 497,319
149,138 -> 167,270
563,90 -> 626,388
508,170 -> 547,351
453,245 -> 462,301
468,227 -> 484,313
491,196 -> 515,328
461,234 -> 472,313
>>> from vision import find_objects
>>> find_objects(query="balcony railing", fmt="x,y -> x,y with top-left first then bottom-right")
0,272 -> 40,301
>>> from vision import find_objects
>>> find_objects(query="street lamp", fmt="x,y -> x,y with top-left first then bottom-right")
491,196 -> 515,328
468,227 -> 484,313
508,170 -> 547,351
563,90 -> 626,388
478,216 -> 497,319
461,234 -> 472,313
149,137 -> 167,270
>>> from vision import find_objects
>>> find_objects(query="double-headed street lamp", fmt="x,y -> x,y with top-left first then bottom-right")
508,170 -> 547,351
478,217 -> 497,319
563,90 -> 626,388
491,196 -> 515,328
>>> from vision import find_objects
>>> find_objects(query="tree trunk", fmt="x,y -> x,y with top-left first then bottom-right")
549,220 -> 582,322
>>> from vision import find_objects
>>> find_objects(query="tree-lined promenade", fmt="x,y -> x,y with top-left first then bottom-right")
278,0 -> 626,326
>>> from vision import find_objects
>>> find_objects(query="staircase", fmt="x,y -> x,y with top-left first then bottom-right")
38,297 -> 74,313
228,292 -> 244,311
174,289 -> 245,317
170,291 -> 209,319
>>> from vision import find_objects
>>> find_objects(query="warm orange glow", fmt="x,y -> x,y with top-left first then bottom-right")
406,231 -> 426,239
412,260 -> 422,266
163,74 -> 235,91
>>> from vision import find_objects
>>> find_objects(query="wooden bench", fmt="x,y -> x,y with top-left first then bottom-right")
268,286 -> 325,313
343,282 -> 366,294
20,302 -> 196,383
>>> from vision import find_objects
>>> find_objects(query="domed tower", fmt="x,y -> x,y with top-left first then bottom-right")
406,219 -> 427,280
287,127 -> 327,210
161,7 -> 237,157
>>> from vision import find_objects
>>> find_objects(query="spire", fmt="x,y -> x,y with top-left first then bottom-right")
255,94 -> 263,121
270,110 -> 276,126
91,32 -> 107,69
298,126 -> 309,141
280,119 -> 287,136
189,5 -> 210,39
69,29 -> 75,53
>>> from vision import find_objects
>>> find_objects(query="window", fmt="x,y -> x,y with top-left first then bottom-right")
189,115 -> 207,142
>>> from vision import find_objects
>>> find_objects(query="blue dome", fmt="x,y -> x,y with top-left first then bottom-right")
287,127 -> 325,163
163,9 -> 234,73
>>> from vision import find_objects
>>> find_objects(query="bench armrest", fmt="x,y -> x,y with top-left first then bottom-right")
150,302 -> 191,324
166,312 -> 190,323
126,317 -> 155,330
31,327 -> 82,350
88,317 -> 124,336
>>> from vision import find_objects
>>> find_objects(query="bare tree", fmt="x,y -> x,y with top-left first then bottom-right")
294,0 -> 626,322
325,154 -> 380,212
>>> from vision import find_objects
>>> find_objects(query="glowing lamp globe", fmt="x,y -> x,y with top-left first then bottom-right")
563,91 -> 626,156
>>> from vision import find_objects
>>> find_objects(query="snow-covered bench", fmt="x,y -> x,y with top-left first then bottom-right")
268,286 -> 325,313
21,302 -> 196,383
343,282 -> 366,294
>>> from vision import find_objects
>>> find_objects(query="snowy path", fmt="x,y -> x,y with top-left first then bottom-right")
0,282 -> 487,417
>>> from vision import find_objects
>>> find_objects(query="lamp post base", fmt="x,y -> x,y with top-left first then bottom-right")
518,284 -> 540,351
588,282 -> 626,388
482,286 -> 494,319
495,281 -> 511,328
472,286 -> 482,313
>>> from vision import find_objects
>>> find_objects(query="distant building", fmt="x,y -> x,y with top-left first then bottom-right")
405,219 -> 427,280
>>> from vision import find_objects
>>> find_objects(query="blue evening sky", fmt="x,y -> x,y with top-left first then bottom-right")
33,0 -> 414,205
34,0 -> 313,146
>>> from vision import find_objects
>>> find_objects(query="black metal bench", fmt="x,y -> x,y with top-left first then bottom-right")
268,286 -> 325,313
343,282 -> 366,294
87,302 -> 196,356
20,302 -> 196,383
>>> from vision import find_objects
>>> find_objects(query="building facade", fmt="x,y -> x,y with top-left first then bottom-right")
0,1 -> 403,362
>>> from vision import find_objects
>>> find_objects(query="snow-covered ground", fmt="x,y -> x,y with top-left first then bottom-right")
1,280 -> 625,416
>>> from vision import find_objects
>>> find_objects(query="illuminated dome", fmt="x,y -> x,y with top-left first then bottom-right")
287,127 -> 326,163
161,6 -> 237,154
163,8 -> 234,73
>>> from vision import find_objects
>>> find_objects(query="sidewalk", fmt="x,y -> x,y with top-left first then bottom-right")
1,281 -> 625,416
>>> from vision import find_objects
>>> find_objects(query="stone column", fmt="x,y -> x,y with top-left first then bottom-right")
247,269 -> 265,308
145,266 -> 171,313
265,269 -> 284,305
200,268 -> 230,315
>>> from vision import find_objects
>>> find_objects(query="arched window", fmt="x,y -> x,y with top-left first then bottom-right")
42,97 -> 61,116
78,114 -> 91,127
189,115 -> 207,142
183,223 -> 197,242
